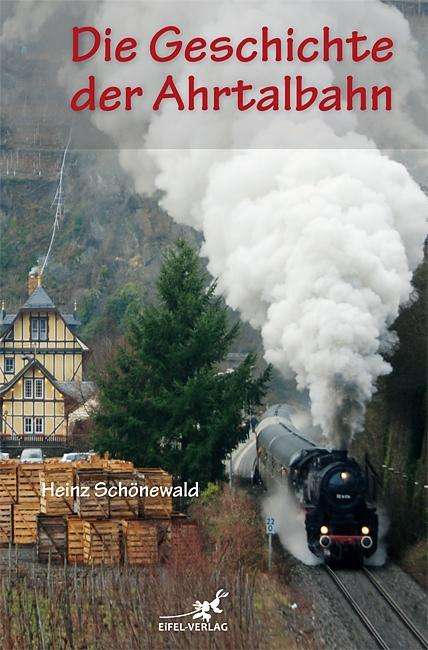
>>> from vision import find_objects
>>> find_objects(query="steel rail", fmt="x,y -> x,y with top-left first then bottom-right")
325,565 -> 390,650
362,567 -> 428,649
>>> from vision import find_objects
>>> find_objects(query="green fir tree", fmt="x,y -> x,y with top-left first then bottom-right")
93,240 -> 271,486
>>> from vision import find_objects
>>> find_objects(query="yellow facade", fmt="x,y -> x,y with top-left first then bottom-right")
1,367 -> 66,438
0,279 -> 90,442
0,311 -> 83,384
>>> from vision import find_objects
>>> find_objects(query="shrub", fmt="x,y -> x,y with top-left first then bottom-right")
191,485 -> 266,571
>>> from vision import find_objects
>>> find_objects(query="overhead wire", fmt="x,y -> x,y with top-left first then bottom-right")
40,130 -> 72,276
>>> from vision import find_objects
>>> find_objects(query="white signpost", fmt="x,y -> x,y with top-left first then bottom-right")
265,517 -> 276,571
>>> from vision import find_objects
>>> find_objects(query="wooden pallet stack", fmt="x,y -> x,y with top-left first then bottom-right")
0,454 -> 197,565
0,462 -> 18,505
67,516 -> 85,564
83,520 -> 121,565
40,465 -> 74,515
37,514 -> 67,563
0,462 -> 18,544
103,459 -> 134,472
15,463 -> 42,544
17,464 -> 42,503
14,504 -> 39,544
0,505 -> 13,544
122,520 -> 158,565
108,471 -> 139,519
75,468 -> 109,519
138,468 -> 173,518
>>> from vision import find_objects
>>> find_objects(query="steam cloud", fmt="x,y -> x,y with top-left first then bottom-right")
3,1 -> 427,446
151,146 -> 426,448
263,484 -> 322,566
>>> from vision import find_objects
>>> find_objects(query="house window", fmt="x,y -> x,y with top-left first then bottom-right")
30,319 -> 38,340
4,358 -> 14,374
24,417 -> 33,434
24,379 -> 33,399
34,417 -> 44,434
34,378 -> 44,399
39,318 -> 47,340
30,317 -> 47,341
5,328 -> 13,341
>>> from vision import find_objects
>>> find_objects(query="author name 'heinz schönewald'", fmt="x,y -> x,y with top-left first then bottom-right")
40,481 -> 199,499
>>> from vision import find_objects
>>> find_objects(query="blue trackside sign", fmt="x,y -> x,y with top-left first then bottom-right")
265,517 -> 276,535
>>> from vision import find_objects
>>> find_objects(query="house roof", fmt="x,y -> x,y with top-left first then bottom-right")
62,313 -> 81,329
57,381 -> 97,401
0,314 -> 16,326
0,313 -> 16,334
22,286 -> 56,310
0,358 -> 56,396
0,358 -> 96,405
0,285 -> 82,337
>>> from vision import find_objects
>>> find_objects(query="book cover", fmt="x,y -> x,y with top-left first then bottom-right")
0,1 -> 426,648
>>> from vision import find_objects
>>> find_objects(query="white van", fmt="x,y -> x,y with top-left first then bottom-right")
20,448 -> 43,463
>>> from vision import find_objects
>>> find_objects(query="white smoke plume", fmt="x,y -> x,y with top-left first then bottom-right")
263,485 -> 322,566
2,1 -> 427,446
152,146 -> 426,447
82,2 -> 428,447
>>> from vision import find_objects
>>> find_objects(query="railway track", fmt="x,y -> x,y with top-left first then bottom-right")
361,567 -> 428,649
325,565 -> 428,650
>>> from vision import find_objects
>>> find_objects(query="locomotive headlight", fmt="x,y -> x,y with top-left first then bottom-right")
320,525 -> 329,535
340,471 -> 350,480
361,526 -> 370,535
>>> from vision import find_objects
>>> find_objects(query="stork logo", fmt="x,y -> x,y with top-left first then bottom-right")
158,589 -> 229,632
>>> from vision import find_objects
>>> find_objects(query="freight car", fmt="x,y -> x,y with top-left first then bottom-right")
254,404 -> 378,566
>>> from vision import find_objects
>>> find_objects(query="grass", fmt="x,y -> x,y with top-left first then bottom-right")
0,563 -> 260,649
0,486 -> 311,649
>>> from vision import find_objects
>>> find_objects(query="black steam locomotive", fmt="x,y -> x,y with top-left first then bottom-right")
254,404 -> 378,566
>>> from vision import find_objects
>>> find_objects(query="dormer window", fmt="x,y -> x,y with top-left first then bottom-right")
30,317 -> 47,341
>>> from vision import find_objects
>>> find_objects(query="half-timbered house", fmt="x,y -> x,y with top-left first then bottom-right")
0,268 -> 95,451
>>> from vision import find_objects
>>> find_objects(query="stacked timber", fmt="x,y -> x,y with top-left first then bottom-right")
122,520 -> 158,565
37,514 -> 67,563
0,505 -> 13,544
104,459 -> 134,472
83,520 -> 121,565
17,464 -> 41,504
0,462 -> 18,506
138,468 -> 173,518
75,468 -> 109,519
0,455 -> 197,565
74,456 -> 104,471
0,462 -> 18,544
67,516 -> 84,564
40,465 -> 74,515
15,463 -> 42,544
108,471 -> 139,519
14,503 -> 39,544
